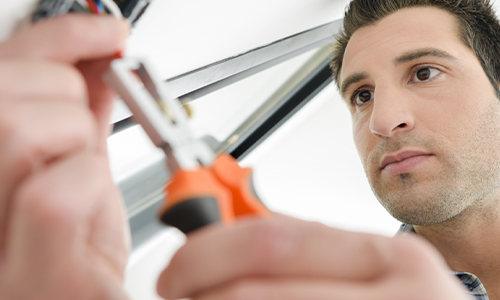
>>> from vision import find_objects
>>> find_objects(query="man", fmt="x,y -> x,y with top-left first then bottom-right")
0,1 -> 496,300
156,0 -> 500,299
334,0 -> 500,298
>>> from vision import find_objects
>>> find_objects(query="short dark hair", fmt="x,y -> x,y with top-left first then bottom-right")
331,0 -> 500,97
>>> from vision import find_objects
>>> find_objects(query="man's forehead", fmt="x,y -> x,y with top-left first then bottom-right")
340,6 -> 462,82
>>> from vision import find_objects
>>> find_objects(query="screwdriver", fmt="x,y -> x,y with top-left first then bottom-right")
105,57 -> 271,234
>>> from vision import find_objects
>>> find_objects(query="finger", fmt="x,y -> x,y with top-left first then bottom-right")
195,275 -> 470,300
0,100 -> 97,252
195,278 -> 378,300
158,217 -> 445,299
0,59 -> 88,105
91,273 -> 132,300
158,218 -> 392,298
86,172 -> 131,281
3,153 -> 128,298
0,14 -> 129,63
77,57 -> 117,155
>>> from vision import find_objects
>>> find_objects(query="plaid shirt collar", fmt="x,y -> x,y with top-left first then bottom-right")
397,224 -> 489,300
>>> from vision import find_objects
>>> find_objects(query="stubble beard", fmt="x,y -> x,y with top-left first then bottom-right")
366,107 -> 500,226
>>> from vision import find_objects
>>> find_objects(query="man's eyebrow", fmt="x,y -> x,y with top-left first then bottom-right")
393,48 -> 457,66
340,72 -> 368,99
339,48 -> 457,99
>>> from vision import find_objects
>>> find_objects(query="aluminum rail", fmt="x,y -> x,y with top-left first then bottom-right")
168,19 -> 342,102
217,45 -> 334,159
111,19 -> 342,130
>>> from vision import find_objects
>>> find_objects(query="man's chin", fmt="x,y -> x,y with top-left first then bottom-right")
379,196 -> 462,226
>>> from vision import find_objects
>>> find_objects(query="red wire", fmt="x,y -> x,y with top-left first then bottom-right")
85,0 -> 99,14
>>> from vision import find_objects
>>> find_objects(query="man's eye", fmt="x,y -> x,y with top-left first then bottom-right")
412,67 -> 440,82
352,89 -> 373,105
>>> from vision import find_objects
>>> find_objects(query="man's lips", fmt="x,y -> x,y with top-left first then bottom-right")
380,150 -> 434,174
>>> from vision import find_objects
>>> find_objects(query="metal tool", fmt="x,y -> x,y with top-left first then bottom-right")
106,57 -> 271,234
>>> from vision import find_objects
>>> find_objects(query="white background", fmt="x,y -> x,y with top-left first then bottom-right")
2,0 -> 498,299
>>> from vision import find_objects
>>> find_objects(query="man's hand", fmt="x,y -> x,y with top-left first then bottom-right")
158,216 -> 472,300
0,15 -> 130,299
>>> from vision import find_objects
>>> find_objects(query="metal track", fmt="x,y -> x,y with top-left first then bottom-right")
111,19 -> 342,130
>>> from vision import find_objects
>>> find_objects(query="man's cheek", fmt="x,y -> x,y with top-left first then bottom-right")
353,137 -> 371,177
352,120 -> 372,164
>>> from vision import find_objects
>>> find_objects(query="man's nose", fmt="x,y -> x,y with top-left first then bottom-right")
369,87 -> 415,138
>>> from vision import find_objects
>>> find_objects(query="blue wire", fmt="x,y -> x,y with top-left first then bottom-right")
95,0 -> 105,14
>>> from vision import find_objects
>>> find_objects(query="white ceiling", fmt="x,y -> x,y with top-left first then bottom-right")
126,0 -> 351,79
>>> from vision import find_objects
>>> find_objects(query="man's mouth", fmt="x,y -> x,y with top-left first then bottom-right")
380,150 -> 434,175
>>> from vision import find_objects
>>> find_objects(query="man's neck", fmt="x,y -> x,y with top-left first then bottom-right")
414,200 -> 500,299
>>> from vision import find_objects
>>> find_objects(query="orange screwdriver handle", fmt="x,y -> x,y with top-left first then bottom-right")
159,168 -> 235,234
210,153 -> 271,218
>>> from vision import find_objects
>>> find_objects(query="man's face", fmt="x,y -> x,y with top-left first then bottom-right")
340,7 -> 500,225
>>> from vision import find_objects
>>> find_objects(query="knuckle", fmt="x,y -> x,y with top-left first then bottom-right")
0,109 -> 31,167
0,104 -> 95,172
0,62 -> 13,98
358,235 -> 395,272
0,109 -> 17,142
223,280 -> 262,300
0,59 -> 87,104
246,220 -> 297,268
53,15 -> 87,41
87,155 -> 111,179
389,236 -> 441,274
69,106 -> 97,144
15,177 -> 76,229
13,154 -> 107,230
56,64 -> 88,103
